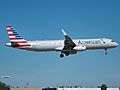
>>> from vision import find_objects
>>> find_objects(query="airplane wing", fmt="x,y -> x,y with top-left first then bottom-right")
61,29 -> 76,51
57,29 -> 86,57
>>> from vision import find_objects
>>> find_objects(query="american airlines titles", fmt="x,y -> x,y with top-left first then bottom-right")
78,40 -> 101,44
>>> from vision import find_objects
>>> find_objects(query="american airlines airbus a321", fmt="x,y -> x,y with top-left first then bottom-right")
5,26 -> 118,58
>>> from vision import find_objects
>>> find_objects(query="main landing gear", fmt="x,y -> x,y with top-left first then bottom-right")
60,53 -> 64,58
60,52 -> 70,58
65,52 -> 69,56
105,49 -> 108,55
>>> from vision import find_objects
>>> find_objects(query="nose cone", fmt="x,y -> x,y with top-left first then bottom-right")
114,42 -> 118,47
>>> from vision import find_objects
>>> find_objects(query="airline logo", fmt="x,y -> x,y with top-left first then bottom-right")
6,26 -> 31,47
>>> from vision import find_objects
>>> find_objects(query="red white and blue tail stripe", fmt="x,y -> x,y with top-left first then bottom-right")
6,26 -> 31,47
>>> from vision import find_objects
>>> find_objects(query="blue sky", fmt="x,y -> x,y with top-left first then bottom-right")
0,0 -> 120,88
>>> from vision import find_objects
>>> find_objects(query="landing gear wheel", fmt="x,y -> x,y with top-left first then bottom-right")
65,52 -> 69,56
105,49 -> 108,55
60,53 -> 64,58
105,52 -> 107,55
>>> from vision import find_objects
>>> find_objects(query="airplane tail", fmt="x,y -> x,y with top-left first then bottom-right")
6,26 -> 31,47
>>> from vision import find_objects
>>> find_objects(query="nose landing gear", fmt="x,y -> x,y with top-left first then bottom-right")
105,49 -> 108,55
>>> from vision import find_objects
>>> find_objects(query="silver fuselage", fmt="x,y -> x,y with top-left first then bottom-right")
6,38 -> 118,52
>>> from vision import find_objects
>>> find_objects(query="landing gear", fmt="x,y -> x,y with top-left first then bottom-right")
60,53 -> 64,58
60,52 -> 70,58
65,52 -> 69,56
105,49 -> 108,55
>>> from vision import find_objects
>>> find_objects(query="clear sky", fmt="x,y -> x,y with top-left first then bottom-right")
0,0 -> 120,88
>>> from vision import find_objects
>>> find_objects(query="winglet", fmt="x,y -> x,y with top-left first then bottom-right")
61,28 -> 67,36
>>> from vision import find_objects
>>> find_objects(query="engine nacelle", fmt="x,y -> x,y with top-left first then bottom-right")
73,46 -> 86,51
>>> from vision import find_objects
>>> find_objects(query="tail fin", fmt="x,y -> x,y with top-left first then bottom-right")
6,26 -> 31,47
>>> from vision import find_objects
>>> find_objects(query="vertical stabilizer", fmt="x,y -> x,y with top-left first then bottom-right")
6,26 -> 31,47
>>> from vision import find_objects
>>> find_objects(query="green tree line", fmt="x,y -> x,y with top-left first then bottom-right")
0,81 -> 10,90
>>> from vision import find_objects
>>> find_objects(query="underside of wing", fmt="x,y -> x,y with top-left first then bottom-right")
61,29 -> 76,54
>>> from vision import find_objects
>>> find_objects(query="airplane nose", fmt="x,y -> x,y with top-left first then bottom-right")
114,42 -> 118,47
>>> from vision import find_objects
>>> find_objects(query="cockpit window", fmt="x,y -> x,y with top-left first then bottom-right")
111,40 -> 114,42
101,39 -> 106,43
103,41 -> 105,43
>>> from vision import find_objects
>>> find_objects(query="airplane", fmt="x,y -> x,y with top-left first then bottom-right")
1,75 -> 11,79
5,26 -> 118,58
